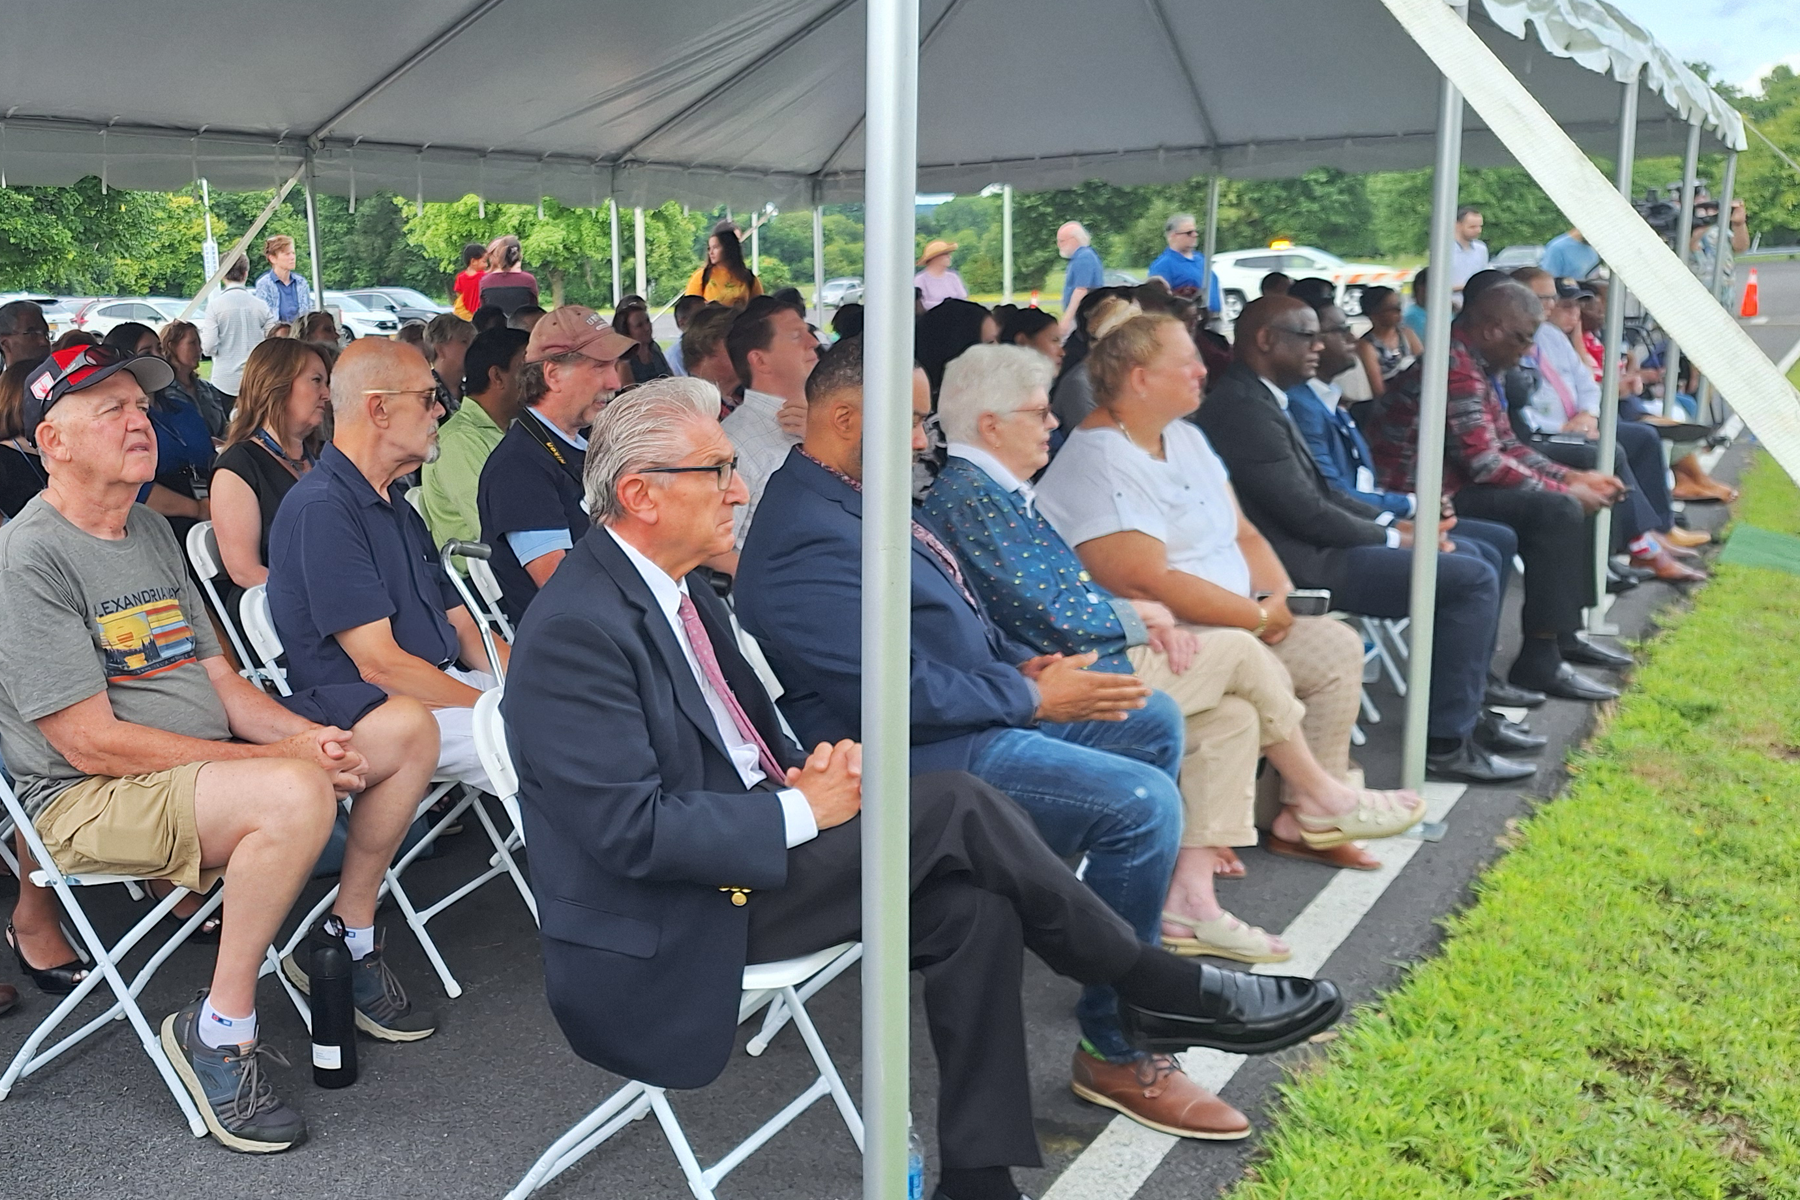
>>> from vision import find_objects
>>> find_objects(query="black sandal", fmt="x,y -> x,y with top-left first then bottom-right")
5,922 -> 89,996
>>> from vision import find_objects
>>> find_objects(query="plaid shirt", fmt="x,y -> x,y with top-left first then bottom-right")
1371,327 -> 1568,496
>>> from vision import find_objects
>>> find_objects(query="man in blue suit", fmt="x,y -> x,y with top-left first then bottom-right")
736,339 -> 1265,1142
504,382 -> 1345,1200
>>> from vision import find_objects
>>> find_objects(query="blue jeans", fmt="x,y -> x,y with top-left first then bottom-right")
968,690 -> 1184,1060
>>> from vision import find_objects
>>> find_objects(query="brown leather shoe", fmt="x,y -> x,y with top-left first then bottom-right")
1070,1049 -> 1250,1140
1629,548 -> 1707,583
1662,526 -> 1712,549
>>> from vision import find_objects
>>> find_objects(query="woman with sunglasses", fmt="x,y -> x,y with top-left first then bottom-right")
1352,285 -> 1421,399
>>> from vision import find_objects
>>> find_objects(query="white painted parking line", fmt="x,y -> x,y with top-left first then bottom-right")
1041,781 -> 1468,1200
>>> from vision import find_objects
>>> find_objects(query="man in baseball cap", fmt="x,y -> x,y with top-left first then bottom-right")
22,343 -> 174,444
522,304 -> 635,365
479,306 -> 632,617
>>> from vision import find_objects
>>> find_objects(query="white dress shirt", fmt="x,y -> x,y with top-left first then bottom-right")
1262,375 -> 1401,547
721,388 -> 801,549
946,442 -> 1036,515
604,526 -> 817,848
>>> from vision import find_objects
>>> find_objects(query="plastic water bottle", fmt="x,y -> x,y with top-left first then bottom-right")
310,916 -> 358,1088
907,1113 -> 925,1200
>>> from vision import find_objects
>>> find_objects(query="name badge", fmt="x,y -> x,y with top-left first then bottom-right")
1355,466 -> 1375,495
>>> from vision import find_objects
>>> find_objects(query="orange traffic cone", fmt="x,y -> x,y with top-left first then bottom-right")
1740,267 -> 1759,317
1029,289 -> 1040,308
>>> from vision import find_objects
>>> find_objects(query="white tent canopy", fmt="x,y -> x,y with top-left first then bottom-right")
0,0 -> 1743,211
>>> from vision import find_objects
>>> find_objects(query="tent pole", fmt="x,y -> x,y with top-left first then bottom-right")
1203,175 -> 1221,316
1002,184 -> 1014,304
1663,121 -> 1702,418
862,0 -> 919,1194
813,203 -> 827,326
1402,1 -> 1466,793
634,206 -> 647,301
1589,70 -> 1639,633
177,159 -> 308,320
610,200 -> 622,310
303,152 -> 326,315
751,213 -> 761,276
1693,150 -> 1737,421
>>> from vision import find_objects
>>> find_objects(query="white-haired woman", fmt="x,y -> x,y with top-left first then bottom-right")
921,344 -> 1419,962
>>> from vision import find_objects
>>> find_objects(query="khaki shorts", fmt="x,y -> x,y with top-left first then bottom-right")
33,762 -> 219,894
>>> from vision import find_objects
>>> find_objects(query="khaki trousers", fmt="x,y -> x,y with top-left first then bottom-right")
1127,627 -> 1306,848
1256,616 -> 1367,828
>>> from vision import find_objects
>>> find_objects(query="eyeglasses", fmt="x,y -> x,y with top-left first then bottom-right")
1317,324 -> 1352,338
365,387 -> 443,409
1006,404 -> 1056,425
1173,229 -> 1199,237
1503,327 -> 1537,348
1269,326 -> 1324,343
638,456 -> 739,490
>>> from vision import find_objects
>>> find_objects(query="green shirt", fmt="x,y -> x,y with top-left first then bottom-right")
419,400 -> 506,551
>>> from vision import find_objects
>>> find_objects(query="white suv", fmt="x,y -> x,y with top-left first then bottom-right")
1210,245 -> 1414,321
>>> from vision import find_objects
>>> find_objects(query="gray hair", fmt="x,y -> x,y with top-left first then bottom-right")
585,392 -> 716,524
1165,213 -> 1197,235
626,375 -> 723,421
936,344 -> 1054,445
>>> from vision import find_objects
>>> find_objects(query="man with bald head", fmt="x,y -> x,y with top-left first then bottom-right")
0,343 -> 441,1150
267,337 -> 509,796
1195,297 -> 1531,782
1058,220 -> 1105,335
1369,280 -> 1627,701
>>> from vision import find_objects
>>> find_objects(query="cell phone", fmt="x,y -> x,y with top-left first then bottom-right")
1260,589 -> 1332,617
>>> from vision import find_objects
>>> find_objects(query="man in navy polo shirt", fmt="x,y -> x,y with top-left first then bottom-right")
477,305 -> 632,620
267,339 -> 509,793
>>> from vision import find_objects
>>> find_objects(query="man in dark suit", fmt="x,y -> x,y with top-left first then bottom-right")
735,339 -> 1271,1141
505,385 -> 1344,1200
1194,296 -> 1529,784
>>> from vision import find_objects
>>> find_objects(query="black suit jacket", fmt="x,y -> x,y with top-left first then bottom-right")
1193,362 -> 1387,587
504,526 -> 804,1090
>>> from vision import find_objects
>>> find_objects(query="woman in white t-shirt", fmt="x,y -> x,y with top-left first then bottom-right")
1037,311 -> 1424,900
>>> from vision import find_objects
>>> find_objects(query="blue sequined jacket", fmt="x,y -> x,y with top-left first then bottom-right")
918,455 -> 1147,674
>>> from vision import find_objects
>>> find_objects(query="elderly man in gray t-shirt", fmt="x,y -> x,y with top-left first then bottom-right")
0,343 -> 439,1154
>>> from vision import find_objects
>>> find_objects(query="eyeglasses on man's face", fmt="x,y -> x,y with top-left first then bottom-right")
638,456 -> 739,490
1269,325 -> 1324,345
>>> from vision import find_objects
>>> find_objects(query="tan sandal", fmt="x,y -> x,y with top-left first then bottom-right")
1161,911 -> 1292,964
1294,790 -> 1427,849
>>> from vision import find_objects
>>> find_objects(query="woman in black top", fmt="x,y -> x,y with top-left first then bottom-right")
613,300 -> 673,388
0,355 -> 50,520
210,339 -> 331,611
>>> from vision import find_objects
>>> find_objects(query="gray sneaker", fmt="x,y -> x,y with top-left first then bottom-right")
160,995 -> 306,1153
281,931 -> 437,1042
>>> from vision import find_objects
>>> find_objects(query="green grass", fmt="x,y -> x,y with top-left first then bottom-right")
1232,450 -> 1800,1200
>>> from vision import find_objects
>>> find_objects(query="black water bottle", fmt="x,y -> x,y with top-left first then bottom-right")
310,916 -> 358,1088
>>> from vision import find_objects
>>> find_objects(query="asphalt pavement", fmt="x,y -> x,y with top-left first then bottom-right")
0,276 -> 1788,1200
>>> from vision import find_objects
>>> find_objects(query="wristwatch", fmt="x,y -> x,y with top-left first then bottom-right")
1251,605 -> 1269,638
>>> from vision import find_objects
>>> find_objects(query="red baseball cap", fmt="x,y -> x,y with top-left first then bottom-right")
21,344 -> 174,443
523,305 -> 635,364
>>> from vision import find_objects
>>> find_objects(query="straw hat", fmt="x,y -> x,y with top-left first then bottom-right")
917,240 -> 957,267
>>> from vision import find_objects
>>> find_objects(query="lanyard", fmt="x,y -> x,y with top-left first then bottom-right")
520,410 -> 577,468
256,429 -> 317,479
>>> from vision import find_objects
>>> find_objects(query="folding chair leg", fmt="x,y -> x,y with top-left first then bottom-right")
648,1088 -> 719,1200
504,1081 -> 653,1199
1359,686 -> 1380,724
471,794 -> 536,922
782,983 -> 864,1150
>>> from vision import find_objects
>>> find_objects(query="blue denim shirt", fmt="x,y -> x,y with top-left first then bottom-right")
918,453 -> 1146,674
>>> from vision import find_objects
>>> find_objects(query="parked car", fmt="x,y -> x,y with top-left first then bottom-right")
1102,268 -> 1144,288
342,286 -> 447,326
71,297 -> 187,339
1491,244 -> 1546,271
1210,243 -> 1414,320
819,277 -> 863,308
323,291 -> 401,339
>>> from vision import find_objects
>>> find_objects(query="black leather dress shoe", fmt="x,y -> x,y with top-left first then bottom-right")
1511,661 -> 1621,702
1476,710 -> 1548,752
1557,633 -> 1633,670
1484,678 -> 1546,708
1124,966 -> 1344,1055
1606,564 -> 1641,593
1427,738 -> 1536,783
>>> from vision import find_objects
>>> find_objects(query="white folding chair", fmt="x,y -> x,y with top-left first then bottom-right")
471,696 -> 864,1199
236,586 -> 523,1003
185,521 -> 268,688
438,540 -> 510,680
0,777 -> 222,1137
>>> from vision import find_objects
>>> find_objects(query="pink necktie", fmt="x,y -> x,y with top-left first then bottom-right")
676,593 -> 787,784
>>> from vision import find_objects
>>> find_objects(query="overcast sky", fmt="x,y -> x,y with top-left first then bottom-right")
1616,0 -> 1800,94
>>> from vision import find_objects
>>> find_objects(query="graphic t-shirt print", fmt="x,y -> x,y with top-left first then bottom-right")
96,586 -> 197,680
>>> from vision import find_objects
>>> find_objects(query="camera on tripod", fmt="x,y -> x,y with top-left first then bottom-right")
1632,182 -> 1717,247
